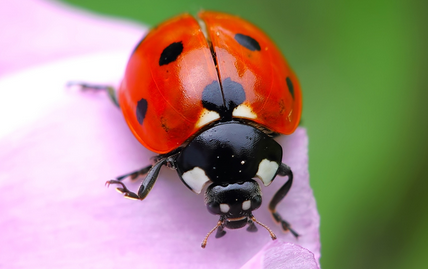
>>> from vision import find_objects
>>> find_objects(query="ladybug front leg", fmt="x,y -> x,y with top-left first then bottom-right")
67,82 -> 119,107
269,163 -> 299,238
106,158 -> 167,200
115,165 -> 153,181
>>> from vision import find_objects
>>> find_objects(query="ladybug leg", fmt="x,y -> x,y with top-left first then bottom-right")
106,158 -> 167,200
67,82 -> 119,107
115,165 -> 153,181
104,165 -> 153,199
268,163 -> 299,238
135,158 -> 168,200
105,180 -> 140,200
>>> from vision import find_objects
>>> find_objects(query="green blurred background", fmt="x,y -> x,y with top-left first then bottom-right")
59,0 -> 428,268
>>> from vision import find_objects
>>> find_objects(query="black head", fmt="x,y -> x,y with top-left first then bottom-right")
175,122 -> 282,244
205,180 -> 262,229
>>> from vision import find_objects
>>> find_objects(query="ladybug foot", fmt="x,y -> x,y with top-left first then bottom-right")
271,211 -> 299,238
105,180 -> 140,200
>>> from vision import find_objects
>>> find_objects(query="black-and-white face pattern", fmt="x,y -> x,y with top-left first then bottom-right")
204,180 -> 262,219
178,157 -> 280,194
175,122 -> 282,219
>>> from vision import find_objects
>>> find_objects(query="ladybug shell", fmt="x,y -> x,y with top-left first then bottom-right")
118,11 -> 302,154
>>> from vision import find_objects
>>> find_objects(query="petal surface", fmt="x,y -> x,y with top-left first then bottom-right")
0,1 -> 320,268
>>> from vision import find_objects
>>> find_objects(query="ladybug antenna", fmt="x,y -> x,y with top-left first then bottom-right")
201,220 -> 223,248
251,216 -> 277,240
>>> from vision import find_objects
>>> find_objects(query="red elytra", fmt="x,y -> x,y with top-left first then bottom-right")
118,11 -> 302,154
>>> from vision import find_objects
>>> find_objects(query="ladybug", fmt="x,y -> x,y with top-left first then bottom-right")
77,11 -> 302,248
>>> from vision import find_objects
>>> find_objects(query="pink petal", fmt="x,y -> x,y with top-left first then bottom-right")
0,1 -> 320,268
0,0 -> 145,75
241,240 -> 319,269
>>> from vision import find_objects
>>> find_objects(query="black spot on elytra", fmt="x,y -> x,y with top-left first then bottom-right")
234,34 -> 261,51
286,77 -> 294,98
159,41 -> 183,66
202,81 -> 223,112
222,78 -> 245,111
202,78 -> 246,120
136,98 -> 148,125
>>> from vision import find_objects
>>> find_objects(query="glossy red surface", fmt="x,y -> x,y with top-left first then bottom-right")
119,12 -> 302,154
118,14 -> 219,153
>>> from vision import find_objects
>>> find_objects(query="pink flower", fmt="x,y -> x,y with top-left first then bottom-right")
0,0 -> 320,268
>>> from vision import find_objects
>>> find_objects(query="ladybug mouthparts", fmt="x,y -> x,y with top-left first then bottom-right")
199,180 -> 277,248
201,214 -> 277,248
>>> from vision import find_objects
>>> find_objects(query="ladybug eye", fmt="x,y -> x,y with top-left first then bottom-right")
207,202 -> 221,215
249,195 -> 262,210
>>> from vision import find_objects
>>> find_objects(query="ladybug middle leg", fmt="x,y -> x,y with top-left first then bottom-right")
269,163 -> 299,238
71,82 -> 178,202
67,82 -> 119,107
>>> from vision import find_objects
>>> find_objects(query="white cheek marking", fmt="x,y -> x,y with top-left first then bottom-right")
242,200 -> 251,210
220,204 -> 230,213
232,104 -> 257,119
256,159 -> 279,186
196,109 -> 220,128
182,167 -> 210,194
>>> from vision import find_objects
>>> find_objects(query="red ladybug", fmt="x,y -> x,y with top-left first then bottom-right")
78,11 -> 302,248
